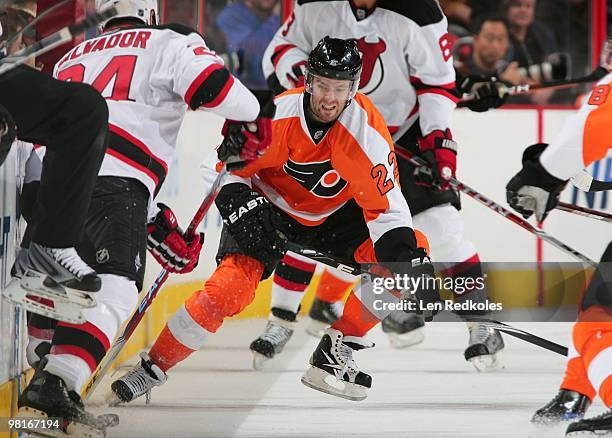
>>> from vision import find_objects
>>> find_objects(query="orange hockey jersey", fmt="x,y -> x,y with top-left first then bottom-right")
540,73 -> 612,179
205,87 -> 414,248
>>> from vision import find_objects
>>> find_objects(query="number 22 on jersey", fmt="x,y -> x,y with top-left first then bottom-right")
57,55 -> 137,101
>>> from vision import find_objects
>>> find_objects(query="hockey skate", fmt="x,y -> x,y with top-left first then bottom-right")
250,308 -> 296,370
306,298 -> 343,337
301,327 -> 374,401
110,352 -> 167,404
531,389 -> 591,424
3,243 -> 101,323
566,408 -> 611,436
464,321 -> 505,371
16,359 -> 118,438
381,309 -> 425,349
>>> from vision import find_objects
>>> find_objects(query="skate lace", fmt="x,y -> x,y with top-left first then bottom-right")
470,323 -> 492,344
337,343 -> 357,378
120,364 -> 159,401
50,248 -> 95,278
261,322 -> 292,346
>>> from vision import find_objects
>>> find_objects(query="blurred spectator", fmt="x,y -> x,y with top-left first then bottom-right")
0,6 -> 28,54
440,0 -> 472,40
1,0 -> 35,15
457,14 -> 522,86
164,0 -> 197,29
203,0 -> 229,53
503,0 -> 556,69
216,0 -> 280,89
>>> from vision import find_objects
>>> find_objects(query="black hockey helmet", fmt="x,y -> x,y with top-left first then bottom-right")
305,36 -> 362,101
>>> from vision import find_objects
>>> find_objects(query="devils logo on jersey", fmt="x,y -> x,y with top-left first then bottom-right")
356,36 -> 386,95
283,159 -> 347,198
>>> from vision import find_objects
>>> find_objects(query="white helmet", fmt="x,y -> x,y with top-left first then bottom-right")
95,0 -> 158,28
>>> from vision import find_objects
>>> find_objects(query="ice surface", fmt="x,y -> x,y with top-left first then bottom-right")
91,319 -> 605,438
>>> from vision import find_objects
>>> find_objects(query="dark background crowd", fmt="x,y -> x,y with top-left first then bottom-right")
1,0 -> 609,105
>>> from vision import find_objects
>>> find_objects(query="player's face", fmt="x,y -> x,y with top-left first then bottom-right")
506,0 -> 535,29
308,76 -> 352,123
474,22 -> 509,66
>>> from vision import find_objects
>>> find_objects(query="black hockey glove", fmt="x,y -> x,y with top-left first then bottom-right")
217,90 -> 276,171
215,183 -> 286,278
386,248 -> 441,322
0,103 -> 17,166
459,75 -> 509,113
506,143 -> 567,222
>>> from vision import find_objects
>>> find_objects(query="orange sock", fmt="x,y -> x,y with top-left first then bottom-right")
150,326 -> 195,372
331,291 -> 379,338
560,356 -> 596,400
315,269 -> 355,303
149,255 -> 263,372
581,326 -> 612,407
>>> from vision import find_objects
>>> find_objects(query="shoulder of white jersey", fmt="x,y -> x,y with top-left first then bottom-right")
376,0 -> 444,26
273,87 -> 303,120
352,92 -> 386,122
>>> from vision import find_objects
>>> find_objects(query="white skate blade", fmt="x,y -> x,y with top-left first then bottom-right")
301,366 -> 368,401
387,328 -> 425,349
468,351 -> 504,372
305,319 -> 329,338
252,352 -> 271,371
20,270 -> 97,307
2,279 -> 88,324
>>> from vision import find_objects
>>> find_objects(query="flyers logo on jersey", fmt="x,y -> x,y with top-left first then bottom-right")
284,159 -> 347,198
356,37 -> 387,95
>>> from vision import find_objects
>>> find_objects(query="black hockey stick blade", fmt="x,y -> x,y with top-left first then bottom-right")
464,317 -> 568,356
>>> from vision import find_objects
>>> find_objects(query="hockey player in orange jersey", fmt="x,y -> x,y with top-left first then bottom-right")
505,39 -> 612,437
254,0 -> 506,370
111,37 -> 439,403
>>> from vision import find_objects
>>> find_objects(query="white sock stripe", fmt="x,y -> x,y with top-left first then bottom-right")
44,353 -> 91,393
167,304 -> 212,350
284,250 -> 318,267
587,346 -> 612,394
269,288 -> 305,314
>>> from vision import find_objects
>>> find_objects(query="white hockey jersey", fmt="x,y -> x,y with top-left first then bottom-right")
262,0 -> 457,136
53,23 -> 260,199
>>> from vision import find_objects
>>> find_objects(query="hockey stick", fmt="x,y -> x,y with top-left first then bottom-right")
0,0 -> 72,53
571,170 -> 612,193
393,147 -> 598,267
556,202 -> 612,223
82,166 -> 227,400
463,317 -> 568,356
0,0 -> 128,75
460,66 -> 609,103
286,243 -> 568,356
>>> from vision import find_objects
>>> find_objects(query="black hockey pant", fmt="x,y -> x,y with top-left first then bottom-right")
0,65 -> 108,247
